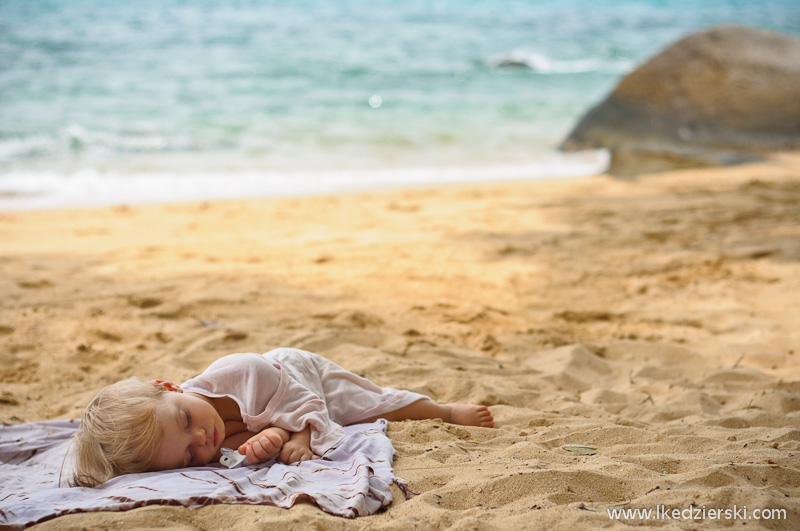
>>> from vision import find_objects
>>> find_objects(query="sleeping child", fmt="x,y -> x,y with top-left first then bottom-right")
70,347 -> 495,487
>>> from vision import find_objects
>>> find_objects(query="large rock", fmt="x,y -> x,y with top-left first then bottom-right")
561,26 -> 800,177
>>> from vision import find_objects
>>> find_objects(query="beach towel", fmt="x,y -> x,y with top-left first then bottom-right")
0,418 -> 410,529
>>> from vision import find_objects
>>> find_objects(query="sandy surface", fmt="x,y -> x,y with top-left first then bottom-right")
1,155 -> 799,530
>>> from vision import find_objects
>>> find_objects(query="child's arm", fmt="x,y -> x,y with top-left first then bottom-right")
278,425 -> 319,464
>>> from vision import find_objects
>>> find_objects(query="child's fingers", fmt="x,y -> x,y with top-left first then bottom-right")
262,430 -> 282,448
254,439 -> 279,461
244,443 -> 258,463
260,434 -> 280,453
239,432 -> 282,463
280,445 -> 303,463
243,432 -> 268,449
242,441 -> 266,463
278,446 -> 292,463
253,440 -> 267,460
279,445 -> 315,464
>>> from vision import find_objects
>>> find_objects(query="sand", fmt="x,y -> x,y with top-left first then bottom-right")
1,154 -> 799,530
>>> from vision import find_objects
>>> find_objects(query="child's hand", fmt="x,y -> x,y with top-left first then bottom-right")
278,439 -> 318,464
239,428 -> 285,464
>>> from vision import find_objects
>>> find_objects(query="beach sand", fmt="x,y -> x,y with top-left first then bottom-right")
2,155 -> 799,530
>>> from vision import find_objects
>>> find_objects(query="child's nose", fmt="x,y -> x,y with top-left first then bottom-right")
191,427 -> 207,446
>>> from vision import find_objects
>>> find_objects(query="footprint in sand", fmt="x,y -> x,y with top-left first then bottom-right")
17,279 -> 54,289
313,309 -> 385,329
92,330 -> 123,342
127,296 -> 163,309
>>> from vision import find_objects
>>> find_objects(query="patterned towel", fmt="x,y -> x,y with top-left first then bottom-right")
0,419 -> 410,529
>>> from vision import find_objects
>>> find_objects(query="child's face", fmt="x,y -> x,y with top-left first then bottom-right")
151,389 -> 226,470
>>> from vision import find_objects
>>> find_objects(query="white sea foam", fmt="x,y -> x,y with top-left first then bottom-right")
487,50 -> 635,74
0,150 -> 608,211
0,126 -> 203,162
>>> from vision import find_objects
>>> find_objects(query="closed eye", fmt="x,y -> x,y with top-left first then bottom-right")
181,410 -> 194,467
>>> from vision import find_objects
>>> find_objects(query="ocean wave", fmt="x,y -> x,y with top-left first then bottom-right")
0,150 -> 609,211
0,125 -> 209,162
0,135 -> 54,162
486,50 -> 634,75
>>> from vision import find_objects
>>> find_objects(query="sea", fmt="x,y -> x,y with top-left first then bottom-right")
1,0 -> 799,210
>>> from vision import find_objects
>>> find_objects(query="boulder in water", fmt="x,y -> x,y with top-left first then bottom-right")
561,26 -> 800,177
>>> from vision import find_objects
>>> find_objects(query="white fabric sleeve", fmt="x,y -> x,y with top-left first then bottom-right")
250,364 -> 345,455
180,353 -> 282,421
181,353 -> 345,455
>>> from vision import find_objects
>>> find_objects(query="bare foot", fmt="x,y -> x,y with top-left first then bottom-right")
446,403 -> 495,428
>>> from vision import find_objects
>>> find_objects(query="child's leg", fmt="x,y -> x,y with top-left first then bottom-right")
361,398 -> 494,428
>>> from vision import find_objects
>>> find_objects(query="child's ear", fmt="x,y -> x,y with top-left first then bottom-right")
151,379 -> 183,393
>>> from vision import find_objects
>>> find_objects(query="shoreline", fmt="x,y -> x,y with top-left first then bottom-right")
0,149 -> 608,212
2,155 -> 798,529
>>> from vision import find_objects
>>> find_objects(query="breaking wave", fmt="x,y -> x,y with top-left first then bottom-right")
486,50 -> 635,74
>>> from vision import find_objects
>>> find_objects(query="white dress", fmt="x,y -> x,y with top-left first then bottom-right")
180,348 -> 427,455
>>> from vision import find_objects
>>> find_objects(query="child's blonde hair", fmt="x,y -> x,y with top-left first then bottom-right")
70,377 -> 167,487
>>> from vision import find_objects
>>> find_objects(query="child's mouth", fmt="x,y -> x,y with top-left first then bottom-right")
213,427 -> 218,447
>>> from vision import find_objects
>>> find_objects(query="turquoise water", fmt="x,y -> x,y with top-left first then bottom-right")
1,0 -> 798,208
